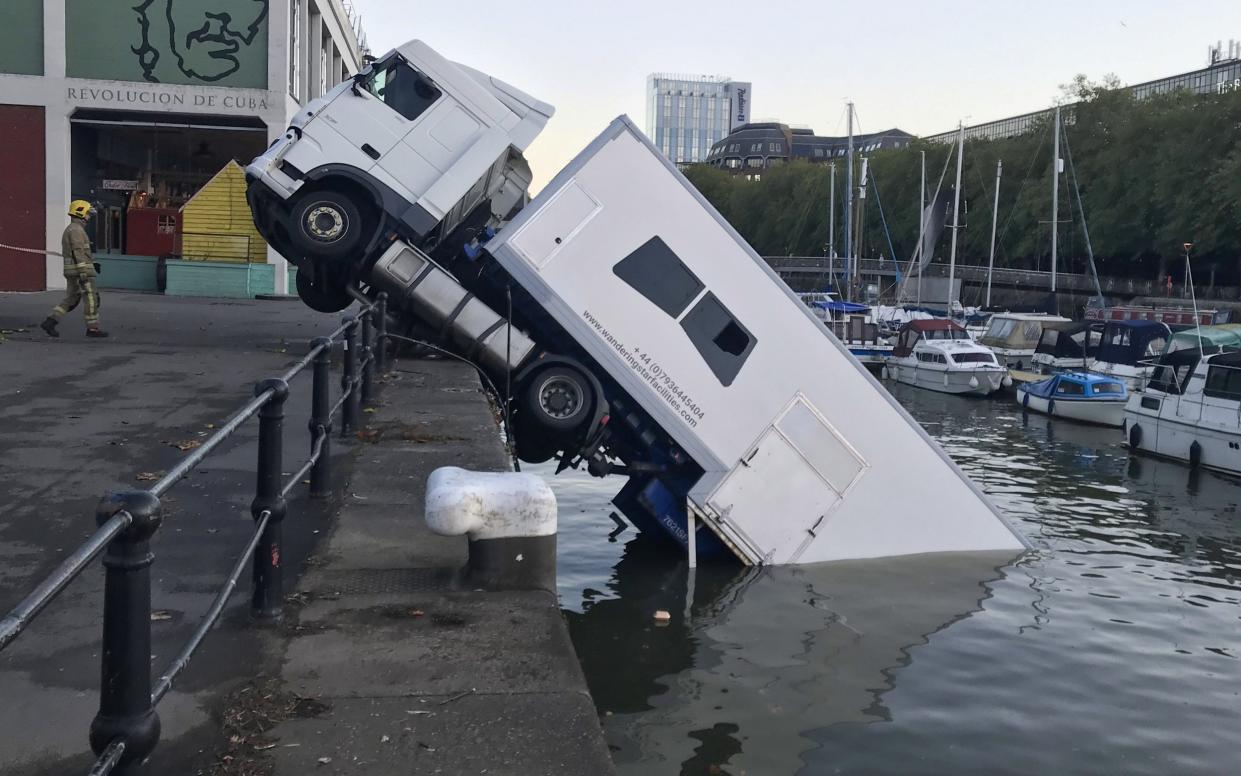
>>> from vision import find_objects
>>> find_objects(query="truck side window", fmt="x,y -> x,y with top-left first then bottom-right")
681,293 -> 756,386
364,59 -> 442,122
613,236 -> 704,317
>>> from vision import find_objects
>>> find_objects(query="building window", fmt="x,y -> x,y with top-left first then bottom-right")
288,0 -> 301,99
745,157 -> 763,169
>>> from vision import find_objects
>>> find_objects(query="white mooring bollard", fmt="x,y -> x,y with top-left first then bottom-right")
425,466 -> 558,592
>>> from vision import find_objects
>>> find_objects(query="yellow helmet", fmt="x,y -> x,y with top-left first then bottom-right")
68,200 -> 93,219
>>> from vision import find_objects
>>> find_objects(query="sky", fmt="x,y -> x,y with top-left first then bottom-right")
353,0 -> 1240,190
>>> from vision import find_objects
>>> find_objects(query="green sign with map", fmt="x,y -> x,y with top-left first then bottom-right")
66,0 -> 269,88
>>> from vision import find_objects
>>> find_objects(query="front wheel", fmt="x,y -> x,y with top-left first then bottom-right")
289,189 -> 364,261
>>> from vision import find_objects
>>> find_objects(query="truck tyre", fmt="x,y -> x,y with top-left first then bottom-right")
290,189 -> 364,261
523,366 -> 592,432
295,265 -> 354,313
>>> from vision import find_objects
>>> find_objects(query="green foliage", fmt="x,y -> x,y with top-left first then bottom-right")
683,80 -> 1241,283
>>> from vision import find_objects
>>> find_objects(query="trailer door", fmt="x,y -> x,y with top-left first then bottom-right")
706,397 -> 867,564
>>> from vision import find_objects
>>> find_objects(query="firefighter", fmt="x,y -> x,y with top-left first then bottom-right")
41,200 -> 108,338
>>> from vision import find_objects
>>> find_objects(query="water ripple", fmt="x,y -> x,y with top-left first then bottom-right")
550,382 -> 1241,775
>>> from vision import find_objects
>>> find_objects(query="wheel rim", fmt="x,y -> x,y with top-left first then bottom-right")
304,204 -> 346,243
538,375 -> 582,420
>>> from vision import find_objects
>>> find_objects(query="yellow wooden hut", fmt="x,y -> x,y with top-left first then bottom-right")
178,160 -> 267,263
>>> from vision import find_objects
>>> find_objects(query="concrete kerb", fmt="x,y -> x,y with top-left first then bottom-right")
252,358 -> 613,775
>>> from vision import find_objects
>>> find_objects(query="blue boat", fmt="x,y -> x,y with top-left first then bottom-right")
1016,372 -> 1128,427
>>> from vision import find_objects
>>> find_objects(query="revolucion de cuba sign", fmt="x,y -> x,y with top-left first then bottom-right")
66,0 -> 270,89
65,84 -> 271,111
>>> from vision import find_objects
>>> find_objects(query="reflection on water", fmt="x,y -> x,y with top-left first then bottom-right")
544,382 -> 1241,775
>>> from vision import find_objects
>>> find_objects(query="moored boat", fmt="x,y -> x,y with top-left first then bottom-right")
1124,349 -> 1241,475
1089,320 -> 1172,391
1030,321 -> 1103,375
885,320 -> 1008,396
1016,372 -> 1127,427
978,312 -> 1074,370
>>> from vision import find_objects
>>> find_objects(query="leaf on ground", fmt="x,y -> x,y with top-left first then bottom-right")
135,472 -> 161,482
172,439 -> 202,451
363,407 -> 377,414
151,610 -> 173,621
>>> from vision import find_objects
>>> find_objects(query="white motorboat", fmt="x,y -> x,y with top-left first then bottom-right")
1089,320 -> 1171,390
1030,321 -> 1103,374
977,312 -> 1074,370
885,320 -> 1008,396
1124,349 -> 1241,475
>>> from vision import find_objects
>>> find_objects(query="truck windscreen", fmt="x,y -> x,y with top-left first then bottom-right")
363,58 -> 443,122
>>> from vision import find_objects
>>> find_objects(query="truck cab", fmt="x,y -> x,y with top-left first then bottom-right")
246,40 -> 553,311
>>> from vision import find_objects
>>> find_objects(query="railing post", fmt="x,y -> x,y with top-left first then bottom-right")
90,490 -> 163,774
309,337 -> 333,499
374,292 -> 388,374
361,309 -> 375,406
251,378 -> 289,621
341,316 -> 361,436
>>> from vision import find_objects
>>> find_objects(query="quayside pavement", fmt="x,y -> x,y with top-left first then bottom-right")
0,291 -> 611,775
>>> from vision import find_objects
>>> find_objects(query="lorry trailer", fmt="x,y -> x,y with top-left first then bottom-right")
247,41 -> 1028,565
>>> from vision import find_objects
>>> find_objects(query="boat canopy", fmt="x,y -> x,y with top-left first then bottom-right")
1022,372 -> 1127,400
1148,348 -> 1201,395
1034,322 -> 1102,359
979,314 -> 1073,350
1095,320 -> 1171,365
892,319 -> 969,357
1165,323 -> 1241,356
812,299 -> 871,315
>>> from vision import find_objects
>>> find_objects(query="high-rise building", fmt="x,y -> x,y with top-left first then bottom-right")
646,74 -> 751,165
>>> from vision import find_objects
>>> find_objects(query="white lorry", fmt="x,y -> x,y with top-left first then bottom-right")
247,41 -> 1028,565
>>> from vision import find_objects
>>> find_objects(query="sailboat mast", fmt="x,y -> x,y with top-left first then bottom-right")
918,150 -> 925,307
844,102 -> 854,298
987,159 -> 1003,308
947,122 -> 965,314
828,160 -> 838,260
1051,105 -> 1061,293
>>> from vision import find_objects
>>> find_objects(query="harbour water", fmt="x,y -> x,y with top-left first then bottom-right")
541,381 -> 1241,775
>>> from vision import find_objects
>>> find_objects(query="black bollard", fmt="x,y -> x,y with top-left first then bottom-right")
250,378 -> 289,621
361,310 -> 375,406
374,292 -> 388,373
90,490 -> 163,774
309,338 -> 332,499
341,317 -> 361,436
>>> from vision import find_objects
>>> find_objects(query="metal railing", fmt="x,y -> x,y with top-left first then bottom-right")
0,293 -> 389,775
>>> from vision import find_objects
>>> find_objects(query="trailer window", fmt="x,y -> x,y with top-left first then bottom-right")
681,293 -> 756,386
364,58 -> 442,122
613,236 -> 704,317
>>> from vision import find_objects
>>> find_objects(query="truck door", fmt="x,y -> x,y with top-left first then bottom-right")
706,396 -> 867,564
320,56 -> 421,161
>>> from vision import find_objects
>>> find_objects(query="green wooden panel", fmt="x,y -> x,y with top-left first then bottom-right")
95,254 -> 159,291
0,0 -> 43,76
66,0 -> 269,88
166,259 -> 274,298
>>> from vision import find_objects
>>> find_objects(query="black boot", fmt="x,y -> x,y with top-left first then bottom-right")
40,317 -> 59,338
86,326 -> 109,338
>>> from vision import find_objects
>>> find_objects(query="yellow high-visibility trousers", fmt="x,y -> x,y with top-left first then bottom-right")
53,275 -> 101,326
